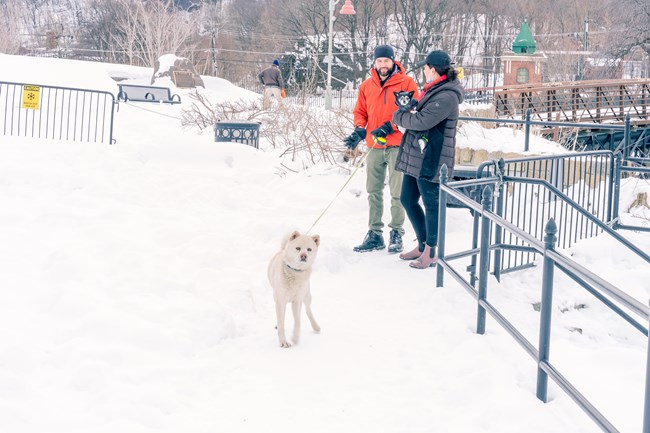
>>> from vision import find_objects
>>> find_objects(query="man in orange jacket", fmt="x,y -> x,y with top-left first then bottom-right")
344,45 -> 419,253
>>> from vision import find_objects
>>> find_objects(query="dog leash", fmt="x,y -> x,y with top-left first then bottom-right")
305,145 -> 375,235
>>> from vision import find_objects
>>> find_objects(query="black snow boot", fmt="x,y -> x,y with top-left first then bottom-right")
353,230 -> 385,252
387,230 -> 403,254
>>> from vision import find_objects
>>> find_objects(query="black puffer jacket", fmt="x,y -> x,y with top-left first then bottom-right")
392,79 -> 464,182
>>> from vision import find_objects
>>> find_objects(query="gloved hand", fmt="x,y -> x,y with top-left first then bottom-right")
396,97 -> 418,112
371,121 -> 395,144
281,89 -> 287,98
343,127 -> 367,150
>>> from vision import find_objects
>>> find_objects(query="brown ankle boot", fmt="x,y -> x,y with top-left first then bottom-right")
399,244 -> 423,260
409,245 -> 438,269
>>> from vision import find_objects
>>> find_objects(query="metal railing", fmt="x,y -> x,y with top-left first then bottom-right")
462,87 -> 496,106
613,154 -> 650,233
476,152 -> 619,275
435,164 -> 650,433
459,110 -> 637,156
0,81 -> 116,144
284,91 -> 357,110
235,77 -> 358,110
493,79 -> 650,124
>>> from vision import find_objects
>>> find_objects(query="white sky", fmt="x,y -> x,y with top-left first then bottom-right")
0,53 -> 649,433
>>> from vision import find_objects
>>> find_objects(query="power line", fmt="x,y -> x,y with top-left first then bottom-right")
213,27 -> 626,43
20,25 -> 627,51
21,45 -> 523,64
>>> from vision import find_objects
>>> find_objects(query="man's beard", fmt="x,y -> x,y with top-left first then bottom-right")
376,66 -> 392,79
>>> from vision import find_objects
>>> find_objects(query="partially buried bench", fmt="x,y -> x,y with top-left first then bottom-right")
117,83 -> 181,104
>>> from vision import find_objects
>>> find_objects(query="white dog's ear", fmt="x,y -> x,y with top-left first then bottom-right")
312,234 -> 320,246
281,230 -> 301,249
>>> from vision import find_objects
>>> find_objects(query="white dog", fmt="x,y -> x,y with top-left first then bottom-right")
267,230 -> 321,348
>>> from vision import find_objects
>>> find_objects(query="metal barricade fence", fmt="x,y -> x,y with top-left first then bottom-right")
614,155 -> 650,233
284,89 -> 358,109
234,77 -> 358,110
477,151 -> 616,275
0,81 -> 116,144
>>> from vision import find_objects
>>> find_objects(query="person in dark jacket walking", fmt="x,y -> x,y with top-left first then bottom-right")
392,50 -> 464,269
344,44 -> 419,254
258,59 -> 285,109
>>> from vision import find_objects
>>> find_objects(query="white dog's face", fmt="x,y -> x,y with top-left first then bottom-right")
282,231 -> 320,271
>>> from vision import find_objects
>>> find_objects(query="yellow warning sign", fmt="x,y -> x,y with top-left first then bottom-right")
22,85 -> 41,110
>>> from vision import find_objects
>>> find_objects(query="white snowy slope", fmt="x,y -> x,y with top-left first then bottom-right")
0,54 -> 648,433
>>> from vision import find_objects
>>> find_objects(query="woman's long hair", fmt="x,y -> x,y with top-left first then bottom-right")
432,65 -> 458,81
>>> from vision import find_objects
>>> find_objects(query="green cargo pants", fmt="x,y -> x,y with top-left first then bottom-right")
365,146 -> 405,235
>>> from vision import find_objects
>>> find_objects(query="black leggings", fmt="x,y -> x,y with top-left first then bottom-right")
400,174 -> 440,247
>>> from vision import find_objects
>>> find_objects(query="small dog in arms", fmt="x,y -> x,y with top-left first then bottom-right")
394,90 -> 417,112
394,90 -> 417,134
267,230 -> 321,348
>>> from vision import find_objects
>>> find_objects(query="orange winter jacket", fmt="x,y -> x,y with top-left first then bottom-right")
353,61 -> 419,148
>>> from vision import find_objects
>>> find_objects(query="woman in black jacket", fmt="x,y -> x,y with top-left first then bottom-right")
392,50 -> 464,269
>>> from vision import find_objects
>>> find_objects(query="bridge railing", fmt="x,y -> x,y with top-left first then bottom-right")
493,79 -> 650,124
0,81 -> 116,144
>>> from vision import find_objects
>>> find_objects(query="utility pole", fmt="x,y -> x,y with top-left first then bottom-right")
211,31 -> 217,77
584,14 -> 589,53
576,14 -> 590,81
325,0 -> 355,110
209,0 -> 223,78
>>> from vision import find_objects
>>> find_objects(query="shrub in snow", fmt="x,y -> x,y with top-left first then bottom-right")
181,91 -> 354,169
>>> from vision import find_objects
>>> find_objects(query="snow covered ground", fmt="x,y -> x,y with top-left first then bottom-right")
0,54 -> 649,433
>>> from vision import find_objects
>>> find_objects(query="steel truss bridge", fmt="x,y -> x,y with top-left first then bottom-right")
468,79 -> 650,155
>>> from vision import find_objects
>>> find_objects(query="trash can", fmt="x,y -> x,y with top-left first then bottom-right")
214,120 -> 261,149
447,165 -> 478,209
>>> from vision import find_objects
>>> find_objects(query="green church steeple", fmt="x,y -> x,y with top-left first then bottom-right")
512,19 -> 537,54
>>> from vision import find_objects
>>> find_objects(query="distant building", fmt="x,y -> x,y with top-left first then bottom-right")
501,19 -> 546,86
582,57 -> 623,80
622,60 -> 648,79
582,56 -> 647,80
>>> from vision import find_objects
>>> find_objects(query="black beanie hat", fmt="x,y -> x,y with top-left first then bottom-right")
373,45 -> 395,61
413,50 -> 452,72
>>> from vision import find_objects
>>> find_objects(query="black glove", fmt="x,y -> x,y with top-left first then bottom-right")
371,121 -> 395,144
397,97 -> 418,112
343,127 -> 367,150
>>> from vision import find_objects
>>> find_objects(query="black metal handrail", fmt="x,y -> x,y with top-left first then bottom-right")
613,154 -> 650,232
505,175 -> 650,264
476,152 -> 618,275
459,110 -> 633,154
435,164 -> 650,433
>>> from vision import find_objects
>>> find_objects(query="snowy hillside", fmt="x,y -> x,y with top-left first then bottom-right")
0,54 -> 649,433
